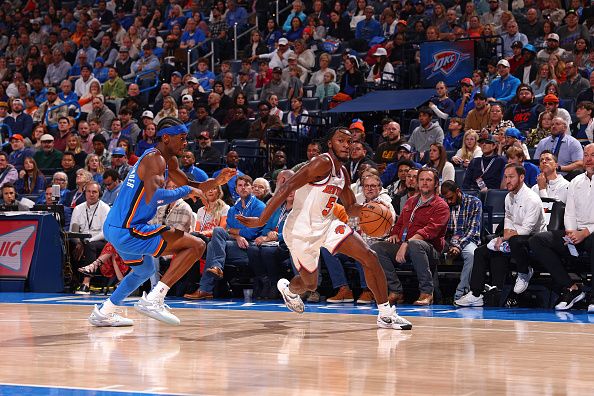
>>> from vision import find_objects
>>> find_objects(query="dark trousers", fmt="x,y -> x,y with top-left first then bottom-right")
247,242 -> 291,281
71,240 -> 106,281
529,231 -> 594,290
470,235 -> 531,295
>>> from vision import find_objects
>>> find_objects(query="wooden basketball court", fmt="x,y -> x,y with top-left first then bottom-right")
1,297 -> 594,395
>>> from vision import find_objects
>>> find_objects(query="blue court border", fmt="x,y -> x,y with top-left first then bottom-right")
1,292 -> 594,324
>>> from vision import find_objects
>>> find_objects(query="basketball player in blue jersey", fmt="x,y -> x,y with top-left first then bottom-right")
88,118 -> 235,327
238,127 -> 412,330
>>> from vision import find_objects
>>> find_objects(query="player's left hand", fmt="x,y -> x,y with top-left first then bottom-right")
236,215 -> 264,228
215,168 -> 237,185
187,187 -> 207,205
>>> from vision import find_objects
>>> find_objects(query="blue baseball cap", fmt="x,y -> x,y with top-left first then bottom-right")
505,127 -> 526,141
111,147 -> 126,156
522,44 -> 537,54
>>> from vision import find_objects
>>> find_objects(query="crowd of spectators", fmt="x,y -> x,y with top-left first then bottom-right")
0,0 -> 593,310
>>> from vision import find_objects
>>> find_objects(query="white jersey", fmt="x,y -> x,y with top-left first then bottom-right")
283,153 -> 353,272
285,153 -> 346,237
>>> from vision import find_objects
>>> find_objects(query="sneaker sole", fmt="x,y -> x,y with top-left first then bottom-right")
326,299 -> 355,303
555,292 -> 585,311
356,300 -> 374,304
277,279 -> 304,314
89,317 -> 134,327
453,300 -> 483,307
134,303 -> 181,325
377,318 -> 413,330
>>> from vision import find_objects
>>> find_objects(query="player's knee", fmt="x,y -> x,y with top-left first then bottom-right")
189,235 -> 205,257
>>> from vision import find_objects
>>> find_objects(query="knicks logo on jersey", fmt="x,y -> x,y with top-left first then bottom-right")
322,185 -> 342,196
335,225 -> 346,234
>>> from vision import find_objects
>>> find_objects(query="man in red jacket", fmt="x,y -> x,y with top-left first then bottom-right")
371,168 -> 450,305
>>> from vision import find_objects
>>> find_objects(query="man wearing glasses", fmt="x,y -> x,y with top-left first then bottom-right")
100,169 -> 122,206
541,93 -> 572,127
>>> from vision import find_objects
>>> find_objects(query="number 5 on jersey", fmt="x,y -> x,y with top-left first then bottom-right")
322,196 -> 337,216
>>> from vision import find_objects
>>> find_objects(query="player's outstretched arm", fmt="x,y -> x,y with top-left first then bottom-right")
167,158 -> 236,192
238,154 -> 334,228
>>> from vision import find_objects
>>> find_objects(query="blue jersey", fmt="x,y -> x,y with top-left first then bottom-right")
105,148 -> 169,231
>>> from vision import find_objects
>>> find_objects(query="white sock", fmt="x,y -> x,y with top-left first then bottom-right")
99,299 -> 117,315
147,281 -> 170,301
378,301 -> 393,316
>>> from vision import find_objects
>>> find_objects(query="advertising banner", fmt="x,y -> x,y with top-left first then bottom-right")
420,41 -> 475,88
0,221 -> 38,278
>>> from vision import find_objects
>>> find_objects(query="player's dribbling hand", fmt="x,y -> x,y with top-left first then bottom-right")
215,168 -> 237,185
187,187 -> 207,205
236,215 -> 264,228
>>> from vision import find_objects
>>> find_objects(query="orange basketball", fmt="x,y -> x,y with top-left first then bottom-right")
359,202 -> 393,238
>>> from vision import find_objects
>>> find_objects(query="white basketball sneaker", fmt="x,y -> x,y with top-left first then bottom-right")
513,267 -> 534,294
277,278 -> 304,314
377,305 -> 412,330
454,292 -> 484,307
134,292 -> 181,325
88,305 -> 134,327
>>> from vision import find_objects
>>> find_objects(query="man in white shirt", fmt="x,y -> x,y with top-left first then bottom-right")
529,144 -> 594,312
70,181 -> 111,295
531,150 -> 569,203
74,64 -> 100,98
455,164 -> 546,307
256,38 -> 294,70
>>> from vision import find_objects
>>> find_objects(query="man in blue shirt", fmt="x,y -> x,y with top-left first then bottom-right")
185,175 -> 265,299
100,169 -> 122,206
180,150 -> 208,182
355,6 -> 382,42
486,59 -> 521,103
225,0 -> 248,30
213,150 -> 245,202
193,58 -> 216,92
180,18 -> 206,50
534,116 -> 584,176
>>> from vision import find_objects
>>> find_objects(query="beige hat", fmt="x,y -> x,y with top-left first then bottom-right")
40,134 -> 55,142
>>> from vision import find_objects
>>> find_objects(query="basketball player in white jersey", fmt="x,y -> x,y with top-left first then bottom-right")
238,127 -> 412,330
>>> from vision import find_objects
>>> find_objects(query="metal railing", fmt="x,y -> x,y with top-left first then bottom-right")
134,68 -> 161,93
45,100 -> 82,128
274,0 -> 292,25
186,39 -> 215,75
233,12 -> 259,60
